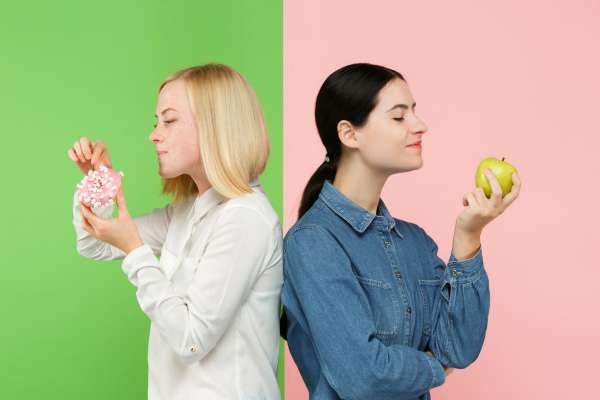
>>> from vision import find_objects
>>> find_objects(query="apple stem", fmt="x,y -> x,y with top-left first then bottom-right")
502,157 -> 505,161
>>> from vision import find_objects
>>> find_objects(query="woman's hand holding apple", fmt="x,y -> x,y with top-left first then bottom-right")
452,169 -> 521,261
457,169 -> 521,234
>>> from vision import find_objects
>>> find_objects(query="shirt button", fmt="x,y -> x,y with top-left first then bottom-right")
451,268 -> 458,277
189,344 -> 198,353
394,271 -> 402,279
424,326 -> 431,335
406,306 -> 412,314
383,240 -> 392,248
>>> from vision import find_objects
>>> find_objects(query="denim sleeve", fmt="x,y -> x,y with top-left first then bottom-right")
284,225 -> 446,400
419,227 -> 490,369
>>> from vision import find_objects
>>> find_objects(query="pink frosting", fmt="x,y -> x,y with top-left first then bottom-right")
76,164 -> 124,208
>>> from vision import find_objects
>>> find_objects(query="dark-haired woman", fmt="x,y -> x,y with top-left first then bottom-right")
281,63 -> 521,399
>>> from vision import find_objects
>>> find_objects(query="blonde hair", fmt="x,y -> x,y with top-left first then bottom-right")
157,63 -> 270,202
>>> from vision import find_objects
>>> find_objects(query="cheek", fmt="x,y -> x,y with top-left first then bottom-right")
363,121 -> 408,159
174,126 -> 201,162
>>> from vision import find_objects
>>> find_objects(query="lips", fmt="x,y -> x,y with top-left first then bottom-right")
406,141 -> 422,147
156,150 -> 168,155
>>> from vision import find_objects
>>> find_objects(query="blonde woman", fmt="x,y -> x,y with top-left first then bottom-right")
69,64 -> 283,399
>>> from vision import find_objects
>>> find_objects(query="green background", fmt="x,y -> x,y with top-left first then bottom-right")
0,0 -> 283,398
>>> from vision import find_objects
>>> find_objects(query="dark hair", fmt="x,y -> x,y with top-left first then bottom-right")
297,63 -> 405,218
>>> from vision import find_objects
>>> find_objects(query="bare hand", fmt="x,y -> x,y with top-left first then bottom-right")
80,186 -> 143,254
425,351 -> 454,376
67,137 -> 112,175
456,170 -> 522,234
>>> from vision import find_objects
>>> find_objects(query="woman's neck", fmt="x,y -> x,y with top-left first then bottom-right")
332,154 -> 388,215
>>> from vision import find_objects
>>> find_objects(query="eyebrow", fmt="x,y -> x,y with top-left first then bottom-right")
386,102 -> 416,112
154,107 -> 177,117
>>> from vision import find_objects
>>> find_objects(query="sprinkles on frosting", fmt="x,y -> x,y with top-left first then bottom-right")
76,164 -> 124,208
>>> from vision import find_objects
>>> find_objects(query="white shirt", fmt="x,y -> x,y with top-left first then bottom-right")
72,179 -> 283,400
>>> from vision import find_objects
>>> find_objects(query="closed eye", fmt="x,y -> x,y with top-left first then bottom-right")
393,117 -> 405,122
153,120 -> 176,128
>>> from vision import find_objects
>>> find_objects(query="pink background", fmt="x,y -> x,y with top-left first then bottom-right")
284,0 -> 600,398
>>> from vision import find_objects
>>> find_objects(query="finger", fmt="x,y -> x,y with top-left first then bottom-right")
464,192 -> 478,207
474,187 -> 487,205
73,142 -> 87,163
502,172 -> 521,207
91,142 -> 102,166
115,187 -> 128,215
79,137 -> 93,160
462,193 -> 470,206
99,146 -> 112,168
485,169 -> 503,201
80,210 -> 95,234
91,140 -> 106,166
95,148 -> 106,169
67,148 -> 78,162
80,203 -> 101,227
93,139 -> 106,150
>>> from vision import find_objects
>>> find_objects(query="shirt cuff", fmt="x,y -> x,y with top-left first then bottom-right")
447,245 -> 484,280
425,354 -> 446,388
122,244 -> 160,283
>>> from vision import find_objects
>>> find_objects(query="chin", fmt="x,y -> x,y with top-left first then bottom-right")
158,167 -> 174,179
159,166 -> 187,179
390,160 -> 423,174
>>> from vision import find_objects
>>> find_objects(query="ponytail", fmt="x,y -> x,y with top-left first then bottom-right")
298,155 -> 338,218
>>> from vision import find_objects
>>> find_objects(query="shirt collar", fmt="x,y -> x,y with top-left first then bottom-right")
191,186 -> 226,223
191,178 -> 262,221
250,177 -> 262,191
318,179 -> 403,238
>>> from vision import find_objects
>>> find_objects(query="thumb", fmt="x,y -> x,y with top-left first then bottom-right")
80,203 -> 101,227
115,186 -> 129,215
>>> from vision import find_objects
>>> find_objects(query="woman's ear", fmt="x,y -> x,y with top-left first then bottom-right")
337,120 -> 359,150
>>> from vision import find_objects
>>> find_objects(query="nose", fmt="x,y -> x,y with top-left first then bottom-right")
149,129 -> 163,144
414,116 -> 428,136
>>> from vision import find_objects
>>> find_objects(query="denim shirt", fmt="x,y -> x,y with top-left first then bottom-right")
281,180 -> 490,400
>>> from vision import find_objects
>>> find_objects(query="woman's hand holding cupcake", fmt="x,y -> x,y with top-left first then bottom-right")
68,136 -> 142,254
67,136 -> 112,175
79,186 -> 144,255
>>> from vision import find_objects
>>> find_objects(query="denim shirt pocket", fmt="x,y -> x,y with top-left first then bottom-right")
417,279 -> 443,342
354,274 -> 402,345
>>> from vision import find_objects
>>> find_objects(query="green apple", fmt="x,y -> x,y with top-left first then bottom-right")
475,157 -> 518,198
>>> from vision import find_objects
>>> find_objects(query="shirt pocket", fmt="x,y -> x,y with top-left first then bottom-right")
417,279 -> 443,338
160,245 -> 199,286
176,256 -> 200,285
159,245 -> 178,280
354,275 -> 402,345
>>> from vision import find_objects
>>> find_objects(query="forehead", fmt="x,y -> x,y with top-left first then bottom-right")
156,79 -> 188,111
376,79 -> 414,109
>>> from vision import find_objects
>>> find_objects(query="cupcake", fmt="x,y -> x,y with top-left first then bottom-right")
76,164 -> 124,208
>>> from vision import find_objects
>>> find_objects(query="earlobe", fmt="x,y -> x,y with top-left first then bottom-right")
337,120 -> 359,149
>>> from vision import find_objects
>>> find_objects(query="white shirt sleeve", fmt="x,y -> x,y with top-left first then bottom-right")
120,205 -> 276,363
72,190 -> 172,260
